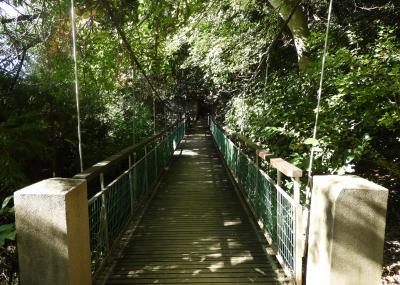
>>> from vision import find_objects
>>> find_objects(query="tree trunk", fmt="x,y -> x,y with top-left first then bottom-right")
8,48 -> 27,92
268,0 -> 310,71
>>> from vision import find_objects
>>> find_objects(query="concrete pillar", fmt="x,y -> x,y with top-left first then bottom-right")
307,175 -> 388,285
14,178 -> 92,285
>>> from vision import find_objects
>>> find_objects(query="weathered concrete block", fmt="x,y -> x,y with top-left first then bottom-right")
307,175 -> 388,285
14,178 -> 91,285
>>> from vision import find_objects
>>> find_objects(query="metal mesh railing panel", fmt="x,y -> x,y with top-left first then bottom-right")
147,149 -> 157,188
105,174 -> 131,242
210,119 -> 299,280
277,189 -> 296,275
88,195 -> 106,271
135,157 -> 147,201
258,172 -> 277,241
226,141 -> 238,176
88,120 -> 185,274
156,141 -> 166,174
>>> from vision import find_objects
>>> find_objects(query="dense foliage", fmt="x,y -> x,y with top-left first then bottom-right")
1,0 -> 399,283
226,27 -> 400,176
0,0 -> 183,198
164,0 -> 400,181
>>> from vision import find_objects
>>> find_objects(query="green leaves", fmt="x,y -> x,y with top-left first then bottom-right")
167,0 -> 278,92
304,138 -> 318,146
224,25 -> 400,177
0,224 -> 16,247
1,0 -> 399,190
0,196 -> 14,215
0,196 -> 15,247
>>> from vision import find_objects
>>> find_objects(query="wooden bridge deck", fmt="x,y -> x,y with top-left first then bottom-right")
96,121 -> 287,284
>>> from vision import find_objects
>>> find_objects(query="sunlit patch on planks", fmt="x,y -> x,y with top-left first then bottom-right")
96,121 -> 289,285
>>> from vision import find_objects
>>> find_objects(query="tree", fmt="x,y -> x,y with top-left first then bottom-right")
267,0 -> 310,71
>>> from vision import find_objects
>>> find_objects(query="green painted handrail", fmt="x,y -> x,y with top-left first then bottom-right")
209,117 -> 303,284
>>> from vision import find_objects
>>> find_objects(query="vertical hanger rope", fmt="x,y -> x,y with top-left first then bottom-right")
71,0 -> 83,172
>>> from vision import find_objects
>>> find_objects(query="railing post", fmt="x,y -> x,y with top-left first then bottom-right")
307,175 -> 388,285
133,152 -> 137,199
276,170 -> 282,187
155,143 -> 158,178
293,177 -> 301,204
255,152 -> 260,217
14,178 -> 92,285
144,145 -> 149,192
295,205 -> 303,285
293,176 -> 302,285
128,154 -> 134,215
100,172 -> 110,249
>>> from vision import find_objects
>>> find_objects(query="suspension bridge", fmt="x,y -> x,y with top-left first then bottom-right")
93,119 -> 291,284
13,116 -> 388,285
66,117 -> 302,285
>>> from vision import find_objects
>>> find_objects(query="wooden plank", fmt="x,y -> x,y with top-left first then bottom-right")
111,272 -> 279,279
112,268 -> 276,275
107,279 -> 282,285
257,149 -> 274,160
109,272 -> 279,279
270,158 -> 303,178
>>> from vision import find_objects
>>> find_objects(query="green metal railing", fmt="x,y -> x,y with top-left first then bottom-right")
85,120 -> 186,274
209,118 -> 303,284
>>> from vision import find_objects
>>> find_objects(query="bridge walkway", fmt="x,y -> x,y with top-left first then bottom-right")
96,121 -> 287,284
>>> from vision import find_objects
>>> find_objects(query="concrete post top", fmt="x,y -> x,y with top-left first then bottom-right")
308,174 -> 388,285
14,177 -> 91,285
313,175 -> 388,195
14,178 -> 86,196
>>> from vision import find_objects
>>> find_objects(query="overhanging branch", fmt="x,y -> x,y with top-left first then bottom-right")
1,14 -> 39,24
100,0 -> 174,112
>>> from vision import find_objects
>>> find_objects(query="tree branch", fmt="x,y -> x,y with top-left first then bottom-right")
7,38 -> 40,92
100,0 -> 174,111
8,48 -> 27,92
250,0 -> 302,81
0,14 -> 39,24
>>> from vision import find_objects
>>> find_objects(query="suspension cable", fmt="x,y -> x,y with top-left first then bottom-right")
303,0 -> 334,258
305,0 -> 334,201
71,0 -> 84,172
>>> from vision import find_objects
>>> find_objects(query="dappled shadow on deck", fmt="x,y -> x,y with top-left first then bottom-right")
96,121 -> 287,284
